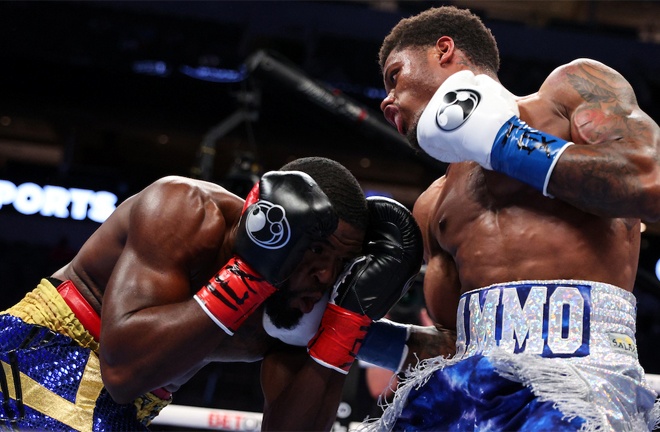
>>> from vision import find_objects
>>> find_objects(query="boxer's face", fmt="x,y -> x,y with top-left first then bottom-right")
264,220 -> 364,329
381,46 -> 447,150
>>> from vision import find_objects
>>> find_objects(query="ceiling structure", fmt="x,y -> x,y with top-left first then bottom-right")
0,0 -> 658,217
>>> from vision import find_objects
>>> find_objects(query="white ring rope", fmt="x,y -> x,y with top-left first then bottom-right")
151,374 -> 660,430
151,405 -> 263,431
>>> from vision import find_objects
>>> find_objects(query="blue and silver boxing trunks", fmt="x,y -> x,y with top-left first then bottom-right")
361,280 -> 660,432
0,278 -> 171,431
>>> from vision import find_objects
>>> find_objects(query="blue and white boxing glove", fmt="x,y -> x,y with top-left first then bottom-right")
416,70 -> 573,197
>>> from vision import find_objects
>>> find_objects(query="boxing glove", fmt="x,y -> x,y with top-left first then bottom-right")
195,171 -> 338,335
308,196 -> 423,374
416,70 -> 573,196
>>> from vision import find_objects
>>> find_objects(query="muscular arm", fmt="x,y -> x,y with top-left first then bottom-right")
260,345 -> 346,431
544,59 -> 660,221
99,177 -> 241,403
404,323 -> 456,366
413,178 -> 461,330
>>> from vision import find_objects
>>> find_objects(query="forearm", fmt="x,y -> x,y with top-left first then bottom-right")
262,357 -> 345,431
403,324 -> 456,369
547,140 -> 660,221
101,299 -> 225,403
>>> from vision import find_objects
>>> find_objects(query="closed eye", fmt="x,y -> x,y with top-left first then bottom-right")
388,68 -> 399,86
310,244 -> 324,254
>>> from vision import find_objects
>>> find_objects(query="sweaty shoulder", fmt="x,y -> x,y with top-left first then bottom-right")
539,59 -> 628,105
128,176 -> 243,265
539,59 -> 639,144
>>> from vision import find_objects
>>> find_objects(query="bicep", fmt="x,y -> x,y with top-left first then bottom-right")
565,61 -> 653,147
102,246 -> 191,325
101,181 -> 214,337
541,60 -> 660,220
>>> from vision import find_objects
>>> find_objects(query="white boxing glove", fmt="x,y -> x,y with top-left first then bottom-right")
416,70 -> 573,196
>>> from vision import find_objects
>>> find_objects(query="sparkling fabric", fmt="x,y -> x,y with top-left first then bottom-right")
361,280 -> 659,432
0,279 -> 171,431
388,354 -> 585,431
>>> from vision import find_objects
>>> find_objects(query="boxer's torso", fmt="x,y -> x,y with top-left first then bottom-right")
425,91 -> 640,296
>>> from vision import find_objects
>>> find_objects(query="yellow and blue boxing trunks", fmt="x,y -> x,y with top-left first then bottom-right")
0,278 -> 171,431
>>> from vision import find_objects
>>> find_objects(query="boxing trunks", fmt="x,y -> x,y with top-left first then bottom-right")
0,278 -> 171,431
362,280 -> 660,432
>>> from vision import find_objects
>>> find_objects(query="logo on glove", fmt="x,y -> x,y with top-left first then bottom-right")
435,89 -> 480,131
244,201 -> 291,249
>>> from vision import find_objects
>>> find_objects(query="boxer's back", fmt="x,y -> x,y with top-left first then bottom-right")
53,177 -> 244,316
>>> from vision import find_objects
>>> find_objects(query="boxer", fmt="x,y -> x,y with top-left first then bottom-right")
0,157 -> 449,431
367,5 -> 660,431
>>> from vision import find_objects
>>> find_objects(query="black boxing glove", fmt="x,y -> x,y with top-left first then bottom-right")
308,196 -> 423,373
195,171 -> 338,335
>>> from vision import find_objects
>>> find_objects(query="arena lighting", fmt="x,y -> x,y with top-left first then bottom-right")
365,189 -> 393,199
0,179 -> 117,223
655,258 -> 660,282
179,65 -> 247,83
132,60 -> 170,77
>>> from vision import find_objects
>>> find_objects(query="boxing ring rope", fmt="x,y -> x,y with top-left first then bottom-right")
150,404 -> 362,431
151,405 -> 263,431
151,374 -> 660,431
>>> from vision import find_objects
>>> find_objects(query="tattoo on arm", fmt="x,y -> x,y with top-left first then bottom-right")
567,67 -> 618,105
550,63 -> 658,217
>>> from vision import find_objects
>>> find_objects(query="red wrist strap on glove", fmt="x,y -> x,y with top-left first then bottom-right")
307,303 -> 372,374
194,257 -> 276,335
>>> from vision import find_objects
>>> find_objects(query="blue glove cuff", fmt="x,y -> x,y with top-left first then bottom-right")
491,116 -> 573,196
357,319 -> 410,372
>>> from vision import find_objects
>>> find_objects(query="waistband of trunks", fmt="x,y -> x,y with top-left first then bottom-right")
2,278 -> 100,352
455,279 -> 637,358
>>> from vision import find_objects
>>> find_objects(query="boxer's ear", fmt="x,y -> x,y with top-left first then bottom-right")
435,36 -> 455,66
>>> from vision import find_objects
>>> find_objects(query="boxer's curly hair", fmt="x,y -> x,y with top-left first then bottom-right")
379,6 -> 500,74
280,157 -> 368,231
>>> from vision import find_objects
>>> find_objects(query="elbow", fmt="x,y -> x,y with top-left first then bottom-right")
643,194 -> 660,223
101,362 -> 143,404
635,150 -> 660,222
640,182 -> 660,223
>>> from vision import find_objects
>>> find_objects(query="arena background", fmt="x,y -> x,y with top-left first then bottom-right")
0,1 -> 659,430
